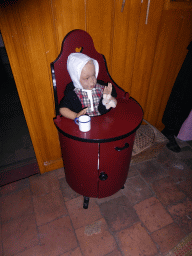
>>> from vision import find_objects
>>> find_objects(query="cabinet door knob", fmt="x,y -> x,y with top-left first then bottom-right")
115,142 -> 129,151
99,172 -> 108,181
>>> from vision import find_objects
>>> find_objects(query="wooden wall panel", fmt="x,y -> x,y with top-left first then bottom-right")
0,0 -> 63,173
51,0 -> 85,49
154,9 -> 192,130
86,0 -> 115,68
111,0 -> 142,93
0,3 -> 46,173
144,9 -> 185,128
130,0 -> 165,112
1,0 -> 192,174
0,0 -> 85,173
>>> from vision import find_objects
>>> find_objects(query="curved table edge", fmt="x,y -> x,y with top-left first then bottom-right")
55,118 -> 143,143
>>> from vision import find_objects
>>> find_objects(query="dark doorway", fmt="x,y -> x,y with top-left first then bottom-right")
0,32 -> 39,186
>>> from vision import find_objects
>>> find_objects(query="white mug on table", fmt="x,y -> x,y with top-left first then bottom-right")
75,115 -> 91,132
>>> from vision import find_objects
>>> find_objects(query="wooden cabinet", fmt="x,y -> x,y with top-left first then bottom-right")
0,0 -> 192,174
58,128 -> 136,199
59,135 -> 99,197
54,94 -> 143,201
98,135 -> 135,198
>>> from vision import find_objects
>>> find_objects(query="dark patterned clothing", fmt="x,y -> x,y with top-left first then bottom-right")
74,84 -> 104,116
59,81 -> 117,116
162,41 -> 192,136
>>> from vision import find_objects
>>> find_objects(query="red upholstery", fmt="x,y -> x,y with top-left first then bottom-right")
51,29 -> 129,114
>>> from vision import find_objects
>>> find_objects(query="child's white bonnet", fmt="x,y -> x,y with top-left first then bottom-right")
67,53 -> 99,89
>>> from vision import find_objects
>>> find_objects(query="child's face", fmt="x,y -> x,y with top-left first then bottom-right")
80,61 -> 97,90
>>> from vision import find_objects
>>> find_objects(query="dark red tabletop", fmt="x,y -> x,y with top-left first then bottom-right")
54,98 -> 143,143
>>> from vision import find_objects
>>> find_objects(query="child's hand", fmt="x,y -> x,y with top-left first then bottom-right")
76,108 -> 88,118
102,93 -> 111,107
102,83 -> 117,109
103,83 -> 112,96
102,94 -> 117,109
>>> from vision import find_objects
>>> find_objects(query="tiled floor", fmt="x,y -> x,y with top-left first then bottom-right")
0,139 -> 192,256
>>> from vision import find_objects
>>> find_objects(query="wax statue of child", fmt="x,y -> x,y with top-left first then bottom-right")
59,53 -> 117,120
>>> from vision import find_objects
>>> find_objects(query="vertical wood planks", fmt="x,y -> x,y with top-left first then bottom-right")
153,9 -> 192,129
111,0 -> 142,93
130,0 -> 165,112
0,0 -> 192,173
86,0 -> 115,69
0,0 -> 85,173
51,0 -> 86,48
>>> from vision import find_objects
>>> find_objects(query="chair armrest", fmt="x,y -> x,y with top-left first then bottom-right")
123,92 -> 130,100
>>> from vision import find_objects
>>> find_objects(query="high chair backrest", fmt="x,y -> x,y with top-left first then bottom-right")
51,29 -> 129,116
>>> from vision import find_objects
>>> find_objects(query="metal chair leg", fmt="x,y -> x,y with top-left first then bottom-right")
83,196 -> 89,209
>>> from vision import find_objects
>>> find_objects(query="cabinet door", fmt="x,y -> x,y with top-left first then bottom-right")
59,134 -> 99,197
98,133 -> 135,198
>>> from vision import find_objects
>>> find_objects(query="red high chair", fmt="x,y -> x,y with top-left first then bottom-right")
51,29 -> 143,209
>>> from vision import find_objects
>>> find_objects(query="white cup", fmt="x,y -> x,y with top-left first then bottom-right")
75,115 -> 91,132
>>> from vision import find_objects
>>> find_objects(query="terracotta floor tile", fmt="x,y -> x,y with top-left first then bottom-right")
62,247 -> 83,256
99,196 -> 139,232
177,146 -> 192,159
59,178 -> 80,201
134,197 -> 173,232
178,177 -> 192,199
29,171 -> 60,196
163,159 -> 186,170
14,245 -> 45,256
156,147 -> 178,164
65,196 -> 102,229
96,190 -> 123,205
0,187 -> 33,222
151,223 -> 185,255
167,198 -> 192,234
116,222 -> 158,256
168,168 -> 191,184
135,160 -> 167,184
152,177 -> 186,206
127,165 -> 139,178
1,142 -> 191,256
33,189 -> 67,226
38,216 -> 77,256
122,176 -> 153,205
0,178 -> 29,196
2,214 -> 39,256
76,218 -> 116,256
162,159 -> 185,171
104,248 -> 122,256
183,158 -> 192,170
54,168 -> 65,179
166,162 -> 191,183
